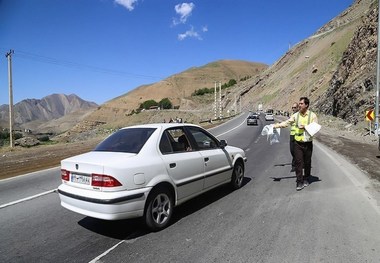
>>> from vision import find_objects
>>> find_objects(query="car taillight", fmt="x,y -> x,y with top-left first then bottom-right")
61,169 -> 70,181
91,174 -> 122,187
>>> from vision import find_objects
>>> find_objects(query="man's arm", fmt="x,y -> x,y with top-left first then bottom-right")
273,114 -> 296,129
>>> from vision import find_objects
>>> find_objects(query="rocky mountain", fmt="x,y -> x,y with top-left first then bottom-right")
315,0 -> 377,124
240,0 -> 375,130
0,94 -> 98,131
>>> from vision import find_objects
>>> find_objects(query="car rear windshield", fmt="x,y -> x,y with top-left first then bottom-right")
94,128 -> 156,153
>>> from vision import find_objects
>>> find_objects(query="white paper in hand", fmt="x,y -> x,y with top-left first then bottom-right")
305,122 -> 321,136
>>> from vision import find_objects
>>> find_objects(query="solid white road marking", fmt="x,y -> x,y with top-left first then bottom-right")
315,141 -> 380,216
214,118 -> 247,138
89,236 -> 141,263
0,189 -> 57,209
0,167 -> 59,182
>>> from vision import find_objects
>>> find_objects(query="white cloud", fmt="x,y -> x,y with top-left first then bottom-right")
178,26 -> 202,41
202,26 -> 208,32
115,0 -> 138,11
173,2 -> 195,25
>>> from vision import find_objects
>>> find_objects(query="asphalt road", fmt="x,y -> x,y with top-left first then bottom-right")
1,113 -> 380,263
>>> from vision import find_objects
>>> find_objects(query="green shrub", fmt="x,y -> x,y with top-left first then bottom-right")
37,135 -> 50,142
159,98 -> 173,109
140,99 -> 158,109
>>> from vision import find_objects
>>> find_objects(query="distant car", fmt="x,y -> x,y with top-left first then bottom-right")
265,113 -> 274,121
58,123 -> 246,231
247,115 -> 258,125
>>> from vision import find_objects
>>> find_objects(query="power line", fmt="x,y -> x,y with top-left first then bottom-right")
4,49 -> 163,81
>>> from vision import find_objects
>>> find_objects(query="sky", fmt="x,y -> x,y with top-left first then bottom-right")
0,0 -> 354,106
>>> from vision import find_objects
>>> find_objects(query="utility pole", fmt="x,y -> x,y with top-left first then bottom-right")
219,82 -> 222,119
240,94 -> 242,113
305,55 -> 310,98
234,93 -> 237,114
376,0 -> 380,144
214,82 -> 217,120
6,49 -> 15,148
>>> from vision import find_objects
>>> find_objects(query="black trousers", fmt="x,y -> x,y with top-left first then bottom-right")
294,141 -> 313,183
289,135 -> 295,168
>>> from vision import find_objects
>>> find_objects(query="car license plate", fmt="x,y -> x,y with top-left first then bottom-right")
71,173 -> 91,185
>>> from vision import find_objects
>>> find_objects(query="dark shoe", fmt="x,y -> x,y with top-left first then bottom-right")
296,182 -> 304,191
303,176 -> 310,187
290,167 -> 296,172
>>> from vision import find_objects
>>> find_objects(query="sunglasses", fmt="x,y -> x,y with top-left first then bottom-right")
292,107 -> 297,109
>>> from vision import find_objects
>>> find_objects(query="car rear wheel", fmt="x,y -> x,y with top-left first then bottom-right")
144,186 -> 173,231
230,161 -> 244,190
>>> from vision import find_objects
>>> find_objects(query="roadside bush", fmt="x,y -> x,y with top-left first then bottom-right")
37,135 -> 50,142
140,99 -> 158,110
191,79 -> 237,96
159,98 -> 173,109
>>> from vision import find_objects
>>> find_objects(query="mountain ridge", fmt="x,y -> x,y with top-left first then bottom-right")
0,93 -> 98,132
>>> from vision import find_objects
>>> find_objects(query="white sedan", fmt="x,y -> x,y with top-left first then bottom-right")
265,113 -> 274,121
58,123 -> 247,231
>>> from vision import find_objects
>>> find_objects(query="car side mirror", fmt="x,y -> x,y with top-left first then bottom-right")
220,139 -> 227,149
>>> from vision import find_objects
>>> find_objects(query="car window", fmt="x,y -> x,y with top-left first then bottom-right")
159,131 -> 174,154
94,128 -> 155,153
160,128 -> 192,154
187,127 -> 219,150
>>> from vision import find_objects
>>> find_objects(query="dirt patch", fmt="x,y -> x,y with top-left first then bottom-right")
0,138 -> 102,180
316,127 -> 380,181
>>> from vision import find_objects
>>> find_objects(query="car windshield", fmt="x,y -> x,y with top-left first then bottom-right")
94,128 -> 156,153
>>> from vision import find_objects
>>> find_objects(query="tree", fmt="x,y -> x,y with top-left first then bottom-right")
140,99 -> 158,109
159,98 -> 173,109
227,79 -> 237,86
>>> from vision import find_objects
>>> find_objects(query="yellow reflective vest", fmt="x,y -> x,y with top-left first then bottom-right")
293,111 -> 317,142
290,120 -> 297,136
275,110 -> 318,142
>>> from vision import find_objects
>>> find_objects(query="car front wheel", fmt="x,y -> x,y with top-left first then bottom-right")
144,186 -> 173,231
230,161 -> 244,190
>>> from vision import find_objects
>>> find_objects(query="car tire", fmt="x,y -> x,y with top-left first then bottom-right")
144,186 -> 174,231
230,161 -> 244,190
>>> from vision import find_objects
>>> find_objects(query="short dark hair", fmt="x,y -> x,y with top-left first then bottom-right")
299,97 -> 309,107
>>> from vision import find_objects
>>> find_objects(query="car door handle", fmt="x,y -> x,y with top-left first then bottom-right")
204,157 -> 209,162
169,163 -> 176,168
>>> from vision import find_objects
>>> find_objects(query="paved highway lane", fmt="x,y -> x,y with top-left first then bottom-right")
1,114 -> 380,262
0,168 -> 61,206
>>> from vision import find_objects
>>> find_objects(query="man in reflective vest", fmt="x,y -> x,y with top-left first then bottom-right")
290,102 -> 299,172
274,97 -> 318,191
